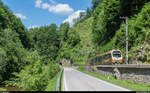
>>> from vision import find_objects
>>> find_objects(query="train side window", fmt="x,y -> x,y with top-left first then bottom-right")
103,55 -> 107,60
93,59 -> 95,63
95,58 -> 97,62
94,58 -> 96,63
104,55 -> 107,59
93,58 -> 95,63
104,54 -> 111,59
97,57 -> 99,62
101,56 -> 103,62
98,56 -> 100,62
95,58 -> 97,63
91,59 -> 94,62
108,54 -> 111,58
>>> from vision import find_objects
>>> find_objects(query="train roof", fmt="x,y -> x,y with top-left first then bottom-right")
88,49 -> 121,61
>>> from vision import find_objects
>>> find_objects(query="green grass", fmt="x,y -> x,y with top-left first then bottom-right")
72,17 -> 95,55
45,69 -> 64,91
73,61 -> 86,65
45,73 -> 60,91
77,66 -> 150,91
60,69 -> 64,91
0,88 -> 7,91
73,17 -> 93,49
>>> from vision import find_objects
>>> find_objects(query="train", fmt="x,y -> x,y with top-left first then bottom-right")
87,50 -> 123,65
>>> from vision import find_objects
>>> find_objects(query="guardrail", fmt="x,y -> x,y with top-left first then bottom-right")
97,64 -> 150,68
56,66 -> 63,91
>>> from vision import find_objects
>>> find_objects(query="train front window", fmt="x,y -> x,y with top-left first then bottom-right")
113,51 -> 121,58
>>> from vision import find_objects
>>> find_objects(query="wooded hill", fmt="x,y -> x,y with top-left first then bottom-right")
0,0 -> 60,91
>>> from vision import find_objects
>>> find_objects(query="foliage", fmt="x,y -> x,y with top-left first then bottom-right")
0,0 -> 61,91
45,73 -> 59,91
92,0 -> 121,46
120,0 -> 150,17
113,2 -> 150,60
5,51 -> 60,91
67,29 -> 80,47
73,7 -> 93,26
0,0 -> 34,83
92,0 -> 150,63
58,29 -> 81,62
31,24 -> 60,64
92,0 -> 102,11
86,7 -> 93,18
0,88 -> 7,91
5,23 -> 62,90
58,17 -> 96,65
59,23 -> 70,42
0,28 -> 29,82
0,1 -> 33,49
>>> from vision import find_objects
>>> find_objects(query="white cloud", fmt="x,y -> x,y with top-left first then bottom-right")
15,13 -> 27,19
42,3 -> 50,9
63,10 -> 85,25
35,0 -> 74,15
28,25 -> 38,29
49,4 -> 74,15
35,0 -> 42,8
49,0 -> 56,4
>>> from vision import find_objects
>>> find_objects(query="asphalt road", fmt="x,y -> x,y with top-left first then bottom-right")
63,67 -> 131,91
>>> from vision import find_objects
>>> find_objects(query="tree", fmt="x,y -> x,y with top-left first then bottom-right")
92,0 -> 121,46
59,22 -> 70,42
120,0 -> 150,17
86,7 -> 93,18
0,29 -> 28,81
32,24 -> 60,64
92,0 -> 102,11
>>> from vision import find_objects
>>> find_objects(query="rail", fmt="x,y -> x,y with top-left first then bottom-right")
97,64 -> 150,68
56,66 -> 63,91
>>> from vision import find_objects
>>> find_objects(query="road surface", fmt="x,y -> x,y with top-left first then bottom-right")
63,67 -> 131,91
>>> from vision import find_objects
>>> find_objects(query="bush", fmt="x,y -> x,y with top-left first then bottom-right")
0,88 -> 7,91
5,51 -> 60,91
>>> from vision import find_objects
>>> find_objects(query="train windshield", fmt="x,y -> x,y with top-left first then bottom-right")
113,51 -> 121,58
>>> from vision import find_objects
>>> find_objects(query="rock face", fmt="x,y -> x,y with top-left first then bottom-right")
96,66 -> 150,84
130,42 -> 150,64
113,68 -> 121,80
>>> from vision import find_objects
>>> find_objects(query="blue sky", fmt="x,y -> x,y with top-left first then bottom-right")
2,0 -> 92,29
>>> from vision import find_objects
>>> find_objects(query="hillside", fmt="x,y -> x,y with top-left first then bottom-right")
62,1 -> 150,65
72,17 -> 94,53
60,1 -> 150,65
58,17 -> 96,65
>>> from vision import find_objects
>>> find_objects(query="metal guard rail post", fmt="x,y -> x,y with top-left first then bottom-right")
56,66 -> 63,91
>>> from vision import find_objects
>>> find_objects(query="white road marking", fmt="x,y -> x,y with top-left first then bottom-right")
63,69 -> 68,91
73,68 -> 131,91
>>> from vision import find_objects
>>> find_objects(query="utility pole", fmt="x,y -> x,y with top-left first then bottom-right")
120,16 -> 128,64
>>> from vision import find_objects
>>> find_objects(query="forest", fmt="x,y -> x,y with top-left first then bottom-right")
0,0 -> 60,90
0,0 -> 150,91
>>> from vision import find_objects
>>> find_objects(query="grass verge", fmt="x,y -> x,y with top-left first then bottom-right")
45,68 -> 64,91
60,69 -> 64,91
77,66 -> 150,91
0,88 -> 7,91
45,73 -> 60,91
